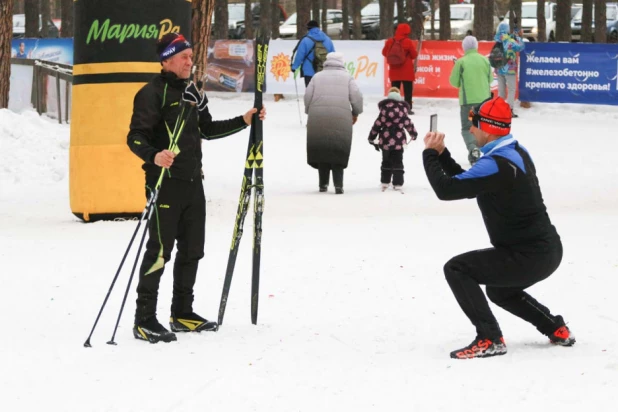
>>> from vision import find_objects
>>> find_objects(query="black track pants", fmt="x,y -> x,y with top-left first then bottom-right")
443,242 -> 564,339
381,150 -> 404,186
135,178 -> 205,322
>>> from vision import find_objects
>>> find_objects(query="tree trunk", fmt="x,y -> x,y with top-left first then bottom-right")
537,0 -> 546,42
60,0 -> 73,37
212,0 -> 227,40
396,0 -> 405,23
272,0 -> 281,38
380,0 -> 394,40
430,0 -> 436,40
297,0 -> 311,39
311,0 -> 320,23
25,0 -> 40,37
508,0 -> 522,35
555,0 -> 571,42
259,0 -> 271,37
341,0 -> 350,39
13,0 -> 24,14
350,0 -> 361,40
410,0 -> 424,40
191,0 -> 215,79
580,0 -> 593,43
320,0 -> 327,32
438,0 -> 450,41
594,0 -> 606,43
244,0 -> 253,39
40,0 -> 50,37
473,0 -> 493,40
1,0 -> 12,109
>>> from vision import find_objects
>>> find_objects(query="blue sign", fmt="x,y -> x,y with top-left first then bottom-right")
519,43 -> 618,106
11,38 -> 74,65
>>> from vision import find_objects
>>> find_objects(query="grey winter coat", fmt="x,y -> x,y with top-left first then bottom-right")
304,55 -> 363,169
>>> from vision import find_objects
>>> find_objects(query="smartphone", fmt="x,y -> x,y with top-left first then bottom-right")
430,114 -> 438,132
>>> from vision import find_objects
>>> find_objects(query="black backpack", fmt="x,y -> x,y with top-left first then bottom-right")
489,41 -> 507,69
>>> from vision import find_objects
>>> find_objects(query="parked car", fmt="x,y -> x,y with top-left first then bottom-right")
423,4 -> 499,40
571,3 -> 618,42
518,2 -> 557,42
279,10 -> 343,40
212,3 -> 287,39
353,0 -> 430,40
12,14 -> 59,38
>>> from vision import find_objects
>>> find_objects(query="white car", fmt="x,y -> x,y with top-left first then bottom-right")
279,10 -> 343,40
423,4 -> 499,40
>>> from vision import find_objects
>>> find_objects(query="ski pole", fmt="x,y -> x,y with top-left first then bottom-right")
294,76 -> 303,126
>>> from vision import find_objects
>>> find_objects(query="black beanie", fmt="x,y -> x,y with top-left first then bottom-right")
307,20 -> 319,29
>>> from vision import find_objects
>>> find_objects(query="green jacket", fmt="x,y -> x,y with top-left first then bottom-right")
449,48 -> 493,106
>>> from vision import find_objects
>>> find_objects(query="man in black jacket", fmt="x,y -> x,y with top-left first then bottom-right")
422,96 -> 575,359
127,33 -> 266,343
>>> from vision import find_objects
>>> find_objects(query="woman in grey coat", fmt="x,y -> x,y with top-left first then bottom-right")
304,52 -> 363,194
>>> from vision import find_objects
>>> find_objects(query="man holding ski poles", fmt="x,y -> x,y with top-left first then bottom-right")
127,32 -> 266,344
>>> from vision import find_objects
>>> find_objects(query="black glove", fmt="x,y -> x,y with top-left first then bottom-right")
182,81 -> 208,111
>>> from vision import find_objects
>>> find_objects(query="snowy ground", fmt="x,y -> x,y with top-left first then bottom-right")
1,93 -> 617,412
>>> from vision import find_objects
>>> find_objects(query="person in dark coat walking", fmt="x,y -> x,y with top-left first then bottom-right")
422,96 -> 575,359
368,87 -> 418,191
382,23 -> 418,113
127,33 -> 266,343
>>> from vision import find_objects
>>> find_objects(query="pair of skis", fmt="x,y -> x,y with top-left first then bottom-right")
218,32 -> 269,327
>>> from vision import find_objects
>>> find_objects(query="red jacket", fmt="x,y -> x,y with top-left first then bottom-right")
382,24 -> 418,82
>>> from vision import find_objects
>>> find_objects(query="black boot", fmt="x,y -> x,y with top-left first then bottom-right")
170,312 -> 219,332
133,317 -> 177,343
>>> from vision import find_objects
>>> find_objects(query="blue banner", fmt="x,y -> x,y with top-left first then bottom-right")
11,38 -> 74,65
519,43 -> 618,105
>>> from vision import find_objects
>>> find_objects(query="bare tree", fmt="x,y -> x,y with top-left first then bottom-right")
25,0 -> 40,37
297,0 -> 311,39
410,0 -> 424,40
536,0 -> 546,42
473,0 -> 494,40
60,0 -> 73,37
272,0 -> 281,38
555,0 -> 571,42
438,0 -> 450,41
1,0 -> 12,109
350,0 -> 362,40
212,0 -> 227,40
320,0 -> 327,32
191,0 -> 215,76
594,0 -> 606,43
341,0 -> 350,39
396,0 -> 405,24
580,0 -> 593,42
311,0 -> 320,23
13,0 -> 24,14
40,0 -> 51,37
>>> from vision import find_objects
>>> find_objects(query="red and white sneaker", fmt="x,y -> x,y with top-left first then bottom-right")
549,325 -> 576,346
450,336 -> 507,359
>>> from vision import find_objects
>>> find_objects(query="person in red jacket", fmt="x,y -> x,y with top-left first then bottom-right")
382,23 -> 418,114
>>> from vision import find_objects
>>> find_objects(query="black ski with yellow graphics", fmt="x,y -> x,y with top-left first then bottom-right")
218,31 -> 269,326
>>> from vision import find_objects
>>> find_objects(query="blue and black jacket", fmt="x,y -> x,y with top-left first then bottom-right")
128,71 -> 248,181
423,135 -> 560,252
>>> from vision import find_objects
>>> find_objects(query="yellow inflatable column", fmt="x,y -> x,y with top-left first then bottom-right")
70,0 -> 192,221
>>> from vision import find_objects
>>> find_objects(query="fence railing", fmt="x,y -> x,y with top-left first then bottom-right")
9,58 -> 73,124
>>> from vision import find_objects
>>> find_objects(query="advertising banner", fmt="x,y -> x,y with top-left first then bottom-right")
11,38 -> 74,65
519,42 -> 618,105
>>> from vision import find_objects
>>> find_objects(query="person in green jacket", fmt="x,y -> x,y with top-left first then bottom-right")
449,36 -> 493,165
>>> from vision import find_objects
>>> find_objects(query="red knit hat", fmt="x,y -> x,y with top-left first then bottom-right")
469,96 -> 512,136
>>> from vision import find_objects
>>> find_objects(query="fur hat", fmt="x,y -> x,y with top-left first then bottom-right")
462,35 -> 478,52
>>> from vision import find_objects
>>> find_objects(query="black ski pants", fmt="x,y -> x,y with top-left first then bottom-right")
318,163 -> 344,189
391,80 -> 414,109
381,149 -> 404,186
443,241 -> 564,340
135,177 -> 205,322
